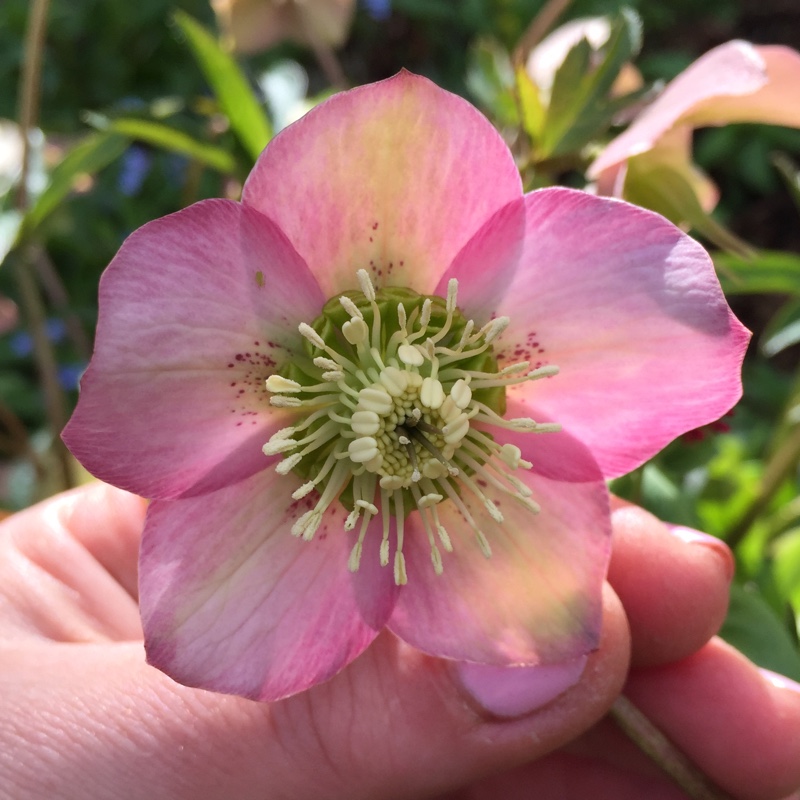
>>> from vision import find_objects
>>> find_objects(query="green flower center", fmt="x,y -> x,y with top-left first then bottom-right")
264,270 -> 559,584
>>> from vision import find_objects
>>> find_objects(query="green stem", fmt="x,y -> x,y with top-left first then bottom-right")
14,0 -> 74,491
611,696 -> 734,800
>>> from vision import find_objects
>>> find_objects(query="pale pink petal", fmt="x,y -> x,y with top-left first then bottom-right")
686,45 -> 800,129
242,71 -> 522,297
589,40 -> 768,179
63,199 -> 326,499
141,469 -> 397,701
449,188 -> 750,479
387,412 -> 610,665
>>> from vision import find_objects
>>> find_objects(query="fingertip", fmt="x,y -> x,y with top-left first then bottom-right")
627,638 -> 800,800
609,503 -> 731,667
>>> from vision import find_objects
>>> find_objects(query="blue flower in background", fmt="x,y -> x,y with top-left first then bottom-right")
57,363 -> 86,391
9,318 -> 66,358
118,145 -> 153,197
362,0 -> 391,20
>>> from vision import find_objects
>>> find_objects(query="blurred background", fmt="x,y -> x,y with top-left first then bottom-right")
1,0 -> 799,677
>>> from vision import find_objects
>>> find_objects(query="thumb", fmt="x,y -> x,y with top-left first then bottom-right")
2,585 -> 628,800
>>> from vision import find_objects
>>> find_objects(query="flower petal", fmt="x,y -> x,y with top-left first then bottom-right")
684,45 -> 800,129
63,199 -> 326,499
242,71 -> 522,297
387,412 -> 610,665
589,40 -> 769,180
450,188 -> 750,479
141,469 -> 397,701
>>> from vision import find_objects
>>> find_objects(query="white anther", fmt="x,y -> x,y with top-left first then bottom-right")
528,365 -> 559,379
535,422 -> 562,433
348,541 -> 363,572
356,269 -> 376,301
350,410 -> 381,436
431,546 -> 443,575
298,322 -> 325,349
275,453 -> 302,474
343,317 -> 369,345
321,370 -> 344,381
418,492 -> 443,508
291,509 -> 315,537
484,499 -> 504,523
437,524 -> 453,552
380,538 -> 390,566
348,436 -> 379,464
508,417 -> 542,432
380,474 -> 405,491
476,530 -> 492,558
500,361 -> 529,375
313,356 -> 339,371
450,378 -> 472,410
270,427 -> 297,440
483,316 -> 510,343
499,443 -> 522,468
301,511 -> 323,541
345,508 -> 360,531
339,295 -> 363,319
355,499 -> 379,516
446,279 -> 458,313
398,343 -> 424,366
270,396 -> 302,407
397,303 -> 407,330
262,438 -> 298,456
394,551 -> 408,585
419,298 -> 432,327
292,482 -> 316,499
420,377 -> 445,409
265,375 -> 302,393
422,461 -> 447,479
442,412 -> 469,444
379,366 -> 408,396
357,385 -> 393,415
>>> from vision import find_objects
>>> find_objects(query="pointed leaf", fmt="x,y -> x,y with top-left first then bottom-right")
106,118 -> 236,174
761,297 -> 800,357
22,131 -> 129,236
174,11 -> 272,162
715,250 -> 800,296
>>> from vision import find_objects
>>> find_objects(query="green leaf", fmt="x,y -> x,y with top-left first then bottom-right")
715,250 -> 800,296
174,11 -> 272,162
761,297 -> 800,357
466,38 -> 518,127
720,583 -> 800,680
515,64 -> 545,141
22,131 -> 129,237
105,117 -> 236,174
539,10 -> 641,158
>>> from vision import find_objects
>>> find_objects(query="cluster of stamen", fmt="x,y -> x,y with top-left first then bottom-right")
263,270 -> 560,585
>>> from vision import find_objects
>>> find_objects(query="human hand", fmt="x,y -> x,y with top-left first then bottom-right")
0,483 -> 798,800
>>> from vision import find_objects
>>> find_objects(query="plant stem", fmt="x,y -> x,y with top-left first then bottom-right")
611,696 -> 734,800
14,0 -> 74,491
512,0 -> 574,67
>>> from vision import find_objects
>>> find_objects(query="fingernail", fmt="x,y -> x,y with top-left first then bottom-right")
456,655 -> 587,718
760,668 -> 800,694
668,525 -> 735,582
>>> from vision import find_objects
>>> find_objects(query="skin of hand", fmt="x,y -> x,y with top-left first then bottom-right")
0,483 -> 798,800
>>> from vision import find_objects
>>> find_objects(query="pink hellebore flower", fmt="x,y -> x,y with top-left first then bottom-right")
589,40 -> 800,210
63,73 -> 748,702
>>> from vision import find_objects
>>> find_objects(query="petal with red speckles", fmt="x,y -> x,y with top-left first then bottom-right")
63,200 -> 325,500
